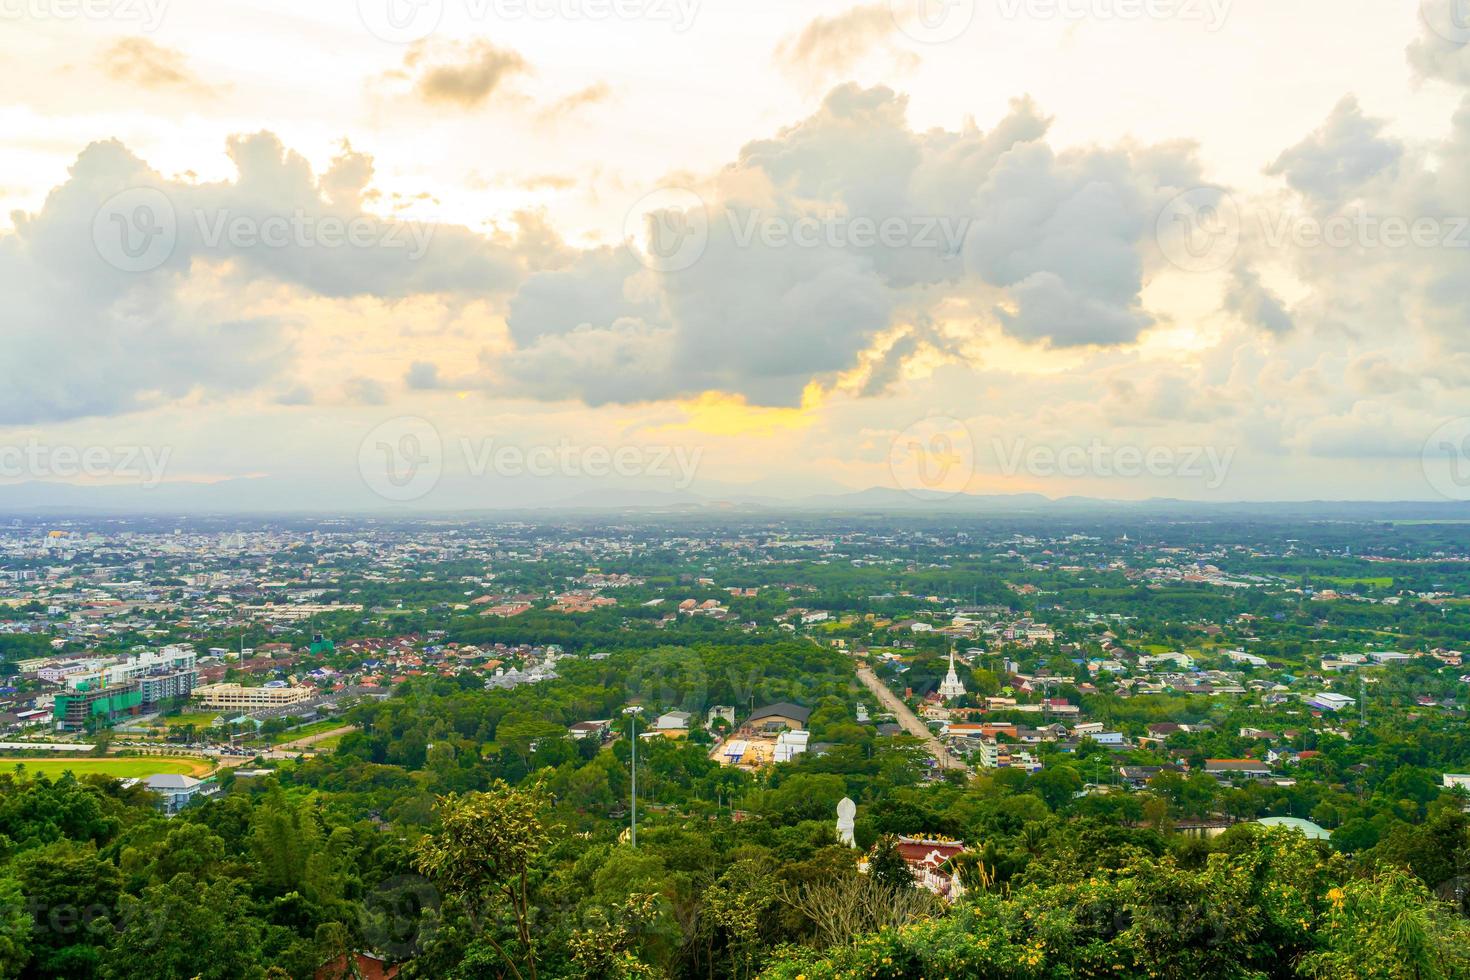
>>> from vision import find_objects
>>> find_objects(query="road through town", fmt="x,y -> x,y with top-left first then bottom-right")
855,665 -> 965,773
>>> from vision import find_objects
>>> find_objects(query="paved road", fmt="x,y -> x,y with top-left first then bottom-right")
104,725 -> 358,767
856,665 -> 966,773
274,725 -> 356,752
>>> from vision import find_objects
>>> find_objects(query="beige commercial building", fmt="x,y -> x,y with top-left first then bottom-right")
193,683 -> 315,710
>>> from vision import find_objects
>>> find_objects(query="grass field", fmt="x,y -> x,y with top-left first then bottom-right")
269,719 -> 346,745
158,713 -> 221,728
0,756 -> 213,778
1318,576 -> 1394,589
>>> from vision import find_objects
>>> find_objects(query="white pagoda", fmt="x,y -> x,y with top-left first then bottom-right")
939,648 -> 967,701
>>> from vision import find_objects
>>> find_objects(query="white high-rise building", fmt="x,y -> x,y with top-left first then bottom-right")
939,649 -> 967,701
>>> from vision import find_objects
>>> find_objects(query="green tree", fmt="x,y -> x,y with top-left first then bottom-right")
102,877 -> 264,980
414,780 -> 552,980
867,836 -> 914,891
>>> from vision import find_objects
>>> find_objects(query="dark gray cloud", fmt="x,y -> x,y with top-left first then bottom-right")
1225,268 -> 1294,335
0,134 -> 534,423
494,84 -> 1208,404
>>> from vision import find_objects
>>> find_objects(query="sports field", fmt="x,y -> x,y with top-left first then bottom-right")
0,756 -> 213,778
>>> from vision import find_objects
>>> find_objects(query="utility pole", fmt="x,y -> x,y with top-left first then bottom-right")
624,706 -> 643,847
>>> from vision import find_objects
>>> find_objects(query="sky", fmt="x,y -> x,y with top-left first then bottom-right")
3,0 -> 1470,508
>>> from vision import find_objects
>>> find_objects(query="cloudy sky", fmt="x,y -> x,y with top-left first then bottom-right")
4,0 -> 1470,507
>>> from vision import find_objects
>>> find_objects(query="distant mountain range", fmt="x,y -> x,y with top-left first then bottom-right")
2,478 -> 1468,520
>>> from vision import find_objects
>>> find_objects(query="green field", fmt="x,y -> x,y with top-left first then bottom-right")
0,756 -> 212,778
158,713 -> 221,728
269,719 -> 346,745
1318,576 -> 1394,589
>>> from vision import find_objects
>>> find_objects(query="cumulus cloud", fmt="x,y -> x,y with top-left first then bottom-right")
405,361 -> 445,390
775,5 -> 915,87
493,84 -> 1209,404
1225,268 -> 1294,335
1409,0 -> 1470,86
406,40 -> 528,107
0,133 -> 536,423
99,37 -> 215,93
344,376 -> 389,405
1266,97 -> 1402,202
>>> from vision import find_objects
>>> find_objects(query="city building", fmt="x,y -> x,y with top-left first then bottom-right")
773,729 -> 810,763
64,646 -> 199,708
193,683 -> 315,710
743,703 -> 811,733
140,773 -> 219,815
53,682 -> 143,731
1204,759 -> 1273,781
1306,692 -> 1356,712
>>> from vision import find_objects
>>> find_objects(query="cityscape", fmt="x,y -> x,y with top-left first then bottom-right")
0,513 -> 1467,975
